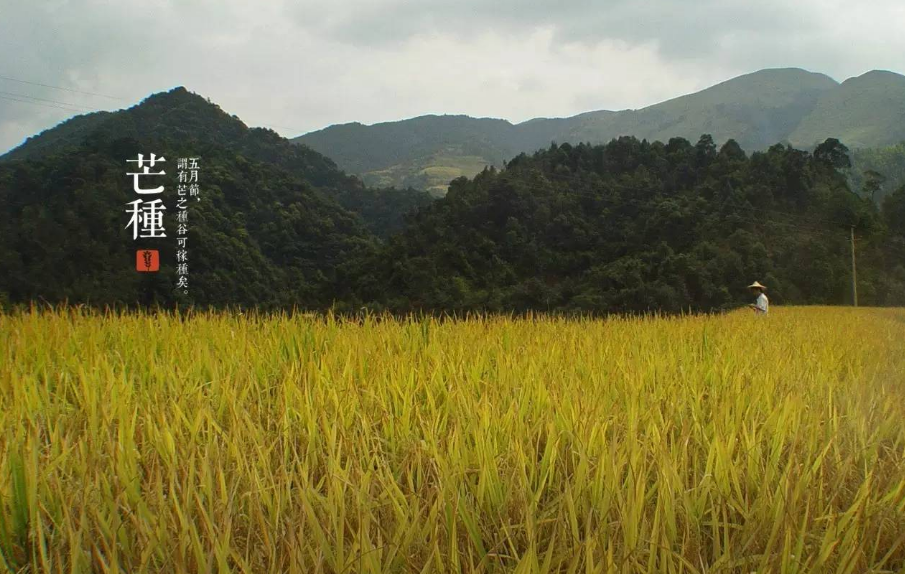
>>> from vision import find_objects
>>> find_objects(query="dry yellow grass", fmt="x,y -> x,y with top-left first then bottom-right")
1,306 -> 904,573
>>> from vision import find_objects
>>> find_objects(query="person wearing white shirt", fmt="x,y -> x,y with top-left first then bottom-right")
747,281 -> 769,314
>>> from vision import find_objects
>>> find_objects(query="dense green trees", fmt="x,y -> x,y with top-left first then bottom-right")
0,136 -> 379,309
0,88 -> 425,309
850,143 -> 905,203
297,69 -> 905,193
1,87 -> 903,313
345,136 -> 904,313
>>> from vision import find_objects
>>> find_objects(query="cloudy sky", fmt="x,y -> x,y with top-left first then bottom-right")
1,0 -> 903,154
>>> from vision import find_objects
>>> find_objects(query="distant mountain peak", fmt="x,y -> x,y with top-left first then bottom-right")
745,66 -> 836,77
790,69 -> 905,148
295,67 -> 904,193
857,69 -> 904,78
843,69 -> 905,86
137,86 -> 207,106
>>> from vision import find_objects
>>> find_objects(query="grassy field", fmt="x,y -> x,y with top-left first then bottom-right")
1,307 -> 905,573
361,152 -> 493,196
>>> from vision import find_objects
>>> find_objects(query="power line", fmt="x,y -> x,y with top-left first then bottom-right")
557,171 -> 854,230
720,192 -> 847,236
489,170 -> 854,237
257,122 -> 308,136
0,94 -> 87,113
495,156 -> 867,231
0,74 -> 125,101
1,76 -> 309,137
481,182 -> 839,242
0,75 -> 888,243
0,90 -> 95,111
460,169 -> 882,305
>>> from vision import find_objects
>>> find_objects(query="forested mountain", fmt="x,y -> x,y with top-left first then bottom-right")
295,68 -> 905,193
789,71 -> 905,149
0,87 -> 431,309
559,68 -> 837,151
3,88 -> 433,237
850,143 -> 905,204
2,89 -> 903,313
339,137 -> 905,313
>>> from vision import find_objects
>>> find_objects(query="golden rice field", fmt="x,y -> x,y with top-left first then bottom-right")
1,306 -> 905,573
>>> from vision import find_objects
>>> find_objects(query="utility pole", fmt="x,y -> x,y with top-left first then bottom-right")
850,226 -> 858,307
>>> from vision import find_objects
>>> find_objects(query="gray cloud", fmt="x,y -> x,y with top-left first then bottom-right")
288,0 -> 811,57
1,0 -> 903,154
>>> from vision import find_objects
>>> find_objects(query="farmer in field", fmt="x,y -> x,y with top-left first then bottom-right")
748,281 -> 769,314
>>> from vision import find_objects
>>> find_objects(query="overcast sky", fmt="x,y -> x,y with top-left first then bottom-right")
1,0 -> 904,154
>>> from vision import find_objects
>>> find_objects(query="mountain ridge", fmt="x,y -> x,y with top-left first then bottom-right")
295,68 -> 905,193
1,86 -> 434,237
0,86 -> 436,308
2,85 -> 904,312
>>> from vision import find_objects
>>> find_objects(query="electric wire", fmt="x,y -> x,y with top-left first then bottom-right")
0,74 -> 125,101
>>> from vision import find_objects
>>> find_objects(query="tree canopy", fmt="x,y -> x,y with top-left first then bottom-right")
1,88 -> 903,313
342,136 -> 905,313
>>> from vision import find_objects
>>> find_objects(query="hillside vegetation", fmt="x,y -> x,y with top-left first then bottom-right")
790,71 -> 905,149
2,88 -> 432,238
2,90 -> 904,312
345,137 -> 905,313
0,88 -> 433,309
296,68 -> 905,193
850,142 -> 905,203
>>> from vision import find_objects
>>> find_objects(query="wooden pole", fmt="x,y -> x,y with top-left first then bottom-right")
851,226 -> 858,307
